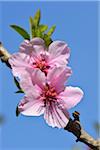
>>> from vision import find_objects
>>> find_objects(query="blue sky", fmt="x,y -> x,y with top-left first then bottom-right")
0,1 -> 99,150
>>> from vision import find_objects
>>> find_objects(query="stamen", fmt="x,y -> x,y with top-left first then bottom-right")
42,84 -> 57,106
32,57 -> 50,74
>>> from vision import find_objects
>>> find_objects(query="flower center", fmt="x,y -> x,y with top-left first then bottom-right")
33,58 -> 50,74
42,84 -> 57,106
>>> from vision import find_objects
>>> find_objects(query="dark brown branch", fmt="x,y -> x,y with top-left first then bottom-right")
64,111 -> 100,150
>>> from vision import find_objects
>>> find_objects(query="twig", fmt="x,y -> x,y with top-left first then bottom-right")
0,42 -> 11,67
64,111 -> 100,150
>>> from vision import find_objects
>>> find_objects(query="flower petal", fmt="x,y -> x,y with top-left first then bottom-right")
19,40 -> 33,55
49,54 -> 69,67
48,41 -> 70,59
18,96 -> 44,116
47,66 -> 72,93
20,73 -> 42,99
31,45 -> 45,58
20,38 -> 46,57
9,52 -> 33,78
58,86 -> 84,109
30,37 -> 45,46
27,68 -> 46,90
44,102 -> 69,128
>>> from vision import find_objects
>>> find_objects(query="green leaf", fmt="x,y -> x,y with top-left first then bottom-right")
47,25 -> 56,36
43,34 -> 52,47
16,106 -> 20,117
29,16 -> 35,38
15,90 -> 24,94
33,9 -> 41,27
10,25 -> 30,40
35,28 -> 43,38
14,77 -> 21,90
39,25 -> 48,32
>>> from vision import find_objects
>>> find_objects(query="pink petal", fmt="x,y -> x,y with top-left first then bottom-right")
47,67 -> 62,83
49,54 -> 69,67
31,45 -> 45,58
20,73 -> 42,99
19,40 -> 33,55
48,41 -> 70,59
18,97 -> 44,116
27,68 -> 46,90
30,37 -> 45,46
9,52 -> 33,78
20,38 -> 46,57
44,102 -> 69,128
47,67 -> 72,93
58,86 -> 84,109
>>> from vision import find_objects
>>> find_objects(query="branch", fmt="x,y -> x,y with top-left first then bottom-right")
0,42 -> 11,67
64,111 -> 100,150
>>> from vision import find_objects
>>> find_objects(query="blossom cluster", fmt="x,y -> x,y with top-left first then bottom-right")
9,37 -> 83,128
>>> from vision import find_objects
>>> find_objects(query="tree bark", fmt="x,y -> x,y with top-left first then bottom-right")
64,112 -> 100,150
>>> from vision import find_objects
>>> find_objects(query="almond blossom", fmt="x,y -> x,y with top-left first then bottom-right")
18,67 -> 83,128
9,38 -> 70,77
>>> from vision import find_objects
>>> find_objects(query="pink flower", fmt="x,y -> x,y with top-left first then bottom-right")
18,67 -> 83,128
9,38 -> 70,77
